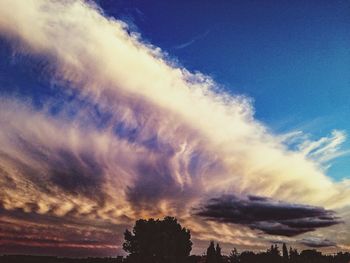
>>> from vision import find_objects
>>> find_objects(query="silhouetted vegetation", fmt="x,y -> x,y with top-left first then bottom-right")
1,217 -> 350,263
205,241 -> 223,263
123,216 -> 192,263
224,243 -> 350,263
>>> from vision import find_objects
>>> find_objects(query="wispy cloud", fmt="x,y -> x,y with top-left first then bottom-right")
279,130 -> 349,163
300,237 -> 337,248
0,0 -> 349,255
173,30 -> 211,50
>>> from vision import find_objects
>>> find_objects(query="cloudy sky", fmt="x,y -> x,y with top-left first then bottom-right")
0,0 -> 349,257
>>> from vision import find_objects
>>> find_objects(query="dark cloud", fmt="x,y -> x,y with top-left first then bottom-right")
196,195 -> 341,236
0,243 -> 118,257
49,149 -> 105,199
0,135 -> 107,202
0,207 -> 124,257
126,159 -> 186,209
300,238 -> 337,248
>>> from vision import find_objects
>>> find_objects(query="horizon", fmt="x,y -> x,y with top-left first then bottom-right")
0,0 -> 349,257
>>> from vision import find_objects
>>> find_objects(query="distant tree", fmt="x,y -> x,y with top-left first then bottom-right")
267,244 -> 281,263
206,241 -> 217,263
123,216 -> 192,263
228,248 -> 240,263
268,244 -> 280,256
289,247 -> 299,262
216,243 -> 223,263
282,243 -> 289,262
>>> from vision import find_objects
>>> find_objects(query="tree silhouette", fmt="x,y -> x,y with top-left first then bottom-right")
206,241 -> 223,263
267,244 -> 281,263
216,243 -> 223,263
228,248 -> 239,263
282,243 -> 289,262
123,216 -> 192,263
289,246 -> 299,262
206,241 -> 217,263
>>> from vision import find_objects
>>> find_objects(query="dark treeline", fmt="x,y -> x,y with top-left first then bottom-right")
1,217 -> 349,263
2,247 -> 350,263
197,242 -> 350,263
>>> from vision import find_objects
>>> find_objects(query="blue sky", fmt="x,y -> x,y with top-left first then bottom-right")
0,0 -> 350,255
100,0 -> 350,123
99,0 -> 350,180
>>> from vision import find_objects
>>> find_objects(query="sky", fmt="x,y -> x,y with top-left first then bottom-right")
0,0 -> 349,257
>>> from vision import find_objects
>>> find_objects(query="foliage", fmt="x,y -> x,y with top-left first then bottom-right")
123,216 -> 192,263
282,243 -> 289,262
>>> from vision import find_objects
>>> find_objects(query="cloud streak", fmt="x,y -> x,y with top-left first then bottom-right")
300,237 -> 337,248
173,30 -> 211,50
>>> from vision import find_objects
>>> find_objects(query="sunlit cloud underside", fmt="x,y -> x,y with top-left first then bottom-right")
0,0 -> 349,256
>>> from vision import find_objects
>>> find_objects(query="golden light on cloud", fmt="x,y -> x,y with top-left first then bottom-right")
0,0 -> 349,256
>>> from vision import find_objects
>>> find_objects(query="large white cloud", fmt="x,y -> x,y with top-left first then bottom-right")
0,0 -> 349,255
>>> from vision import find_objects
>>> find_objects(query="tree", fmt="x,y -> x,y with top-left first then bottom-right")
228,248 -> 240,263
289,247 -> 299,262
267,244 -> 281,263
206,241 -> 217,263
216,243 -> 223,263
123,216 -> 192,263
282,243 -> 289,262
205,242 -> 223,263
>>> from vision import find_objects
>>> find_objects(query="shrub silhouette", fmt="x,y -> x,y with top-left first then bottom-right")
123,216 -> 192,263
